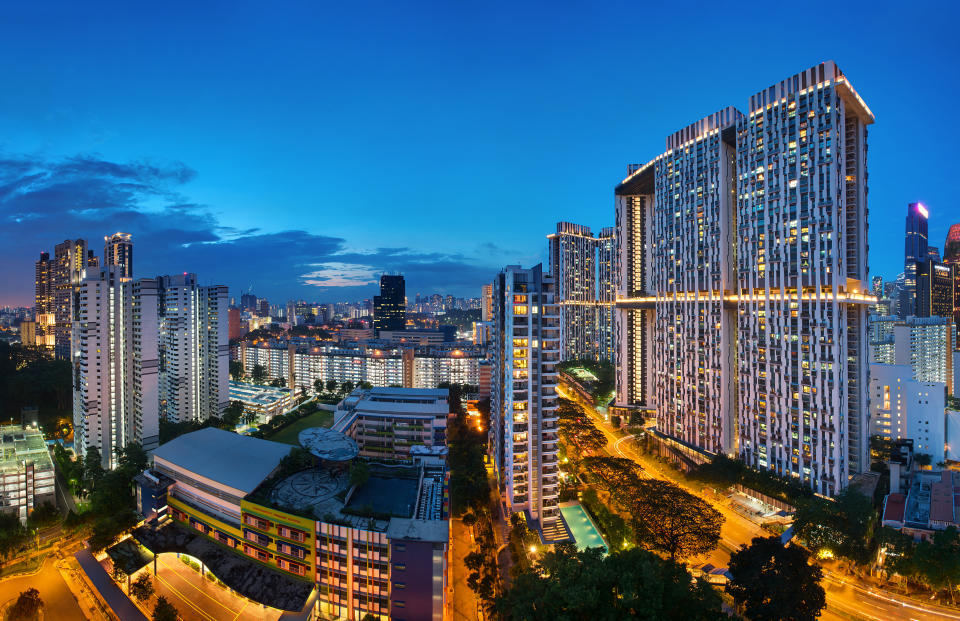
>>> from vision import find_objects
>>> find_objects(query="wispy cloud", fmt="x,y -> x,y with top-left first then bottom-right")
0,152 -> 502,304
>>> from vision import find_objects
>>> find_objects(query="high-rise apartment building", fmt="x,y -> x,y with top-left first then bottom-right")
72,267 -> 160,469
596,227 -> 618,362
157,274 -> 229,424
481,284 -> 493,322
902,203 -> 929,318
490,265 -> 562,534
546,222 -> 617,363
614,62 -> 874,495
549,222 -> 598,361
944,223 -> 960,326
52,239 -> 98,359
32,252 -> 54,350
373,275 -> 406,335
104,232 -> 133,278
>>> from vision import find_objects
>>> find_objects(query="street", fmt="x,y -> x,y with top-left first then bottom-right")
558,384 -> 960,621
0,554 -> 85,620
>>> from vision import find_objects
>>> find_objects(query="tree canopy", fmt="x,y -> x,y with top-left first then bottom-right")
727,536 -> 826,621
495,543 -> 725,620
626,478 -> 723,560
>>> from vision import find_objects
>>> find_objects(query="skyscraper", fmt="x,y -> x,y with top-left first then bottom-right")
104,232 -> 133,278
481,284 -> 493,322
902,202 -> 930,318
548,222 -> 598,361
944,223 -> 960,326
52,239 -> 98,359
490,265 -> 561,534
72,267 -> 159,468
614,61 -> 873,495
547,222 -> 618,363
157,274 -> 229,424
32,252 -> 54,350
373,275 -> 406,335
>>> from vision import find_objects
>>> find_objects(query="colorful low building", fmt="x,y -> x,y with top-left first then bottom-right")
135,427 -> 449,620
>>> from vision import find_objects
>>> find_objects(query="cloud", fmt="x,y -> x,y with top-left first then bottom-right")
0,152 -> 501,305
301,262 -> 379,287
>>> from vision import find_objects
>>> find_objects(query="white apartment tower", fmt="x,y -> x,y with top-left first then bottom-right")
157,274 -> 230,423
614,62 -> 874,495
490,265 -> 562,533
72,267 -> 159,469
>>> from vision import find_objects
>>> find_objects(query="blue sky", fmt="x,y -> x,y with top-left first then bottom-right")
1,1 -> 958,305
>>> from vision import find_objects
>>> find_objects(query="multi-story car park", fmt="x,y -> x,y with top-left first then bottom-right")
135,427 -> 448,621
0,426 -> 56,523
614,61 -> 875,495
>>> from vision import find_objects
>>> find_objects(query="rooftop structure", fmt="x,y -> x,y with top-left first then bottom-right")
297,427 -> 359,462
0,425 -> 56,522
228,381 -> 293,422
152,427 -> 292,496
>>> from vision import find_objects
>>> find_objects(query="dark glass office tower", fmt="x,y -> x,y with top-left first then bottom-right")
374,275 -> 406,335
901,202 -> 929,317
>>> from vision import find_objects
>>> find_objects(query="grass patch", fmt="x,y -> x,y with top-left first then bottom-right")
266,410 -> 334,445
0,553 -> 46,578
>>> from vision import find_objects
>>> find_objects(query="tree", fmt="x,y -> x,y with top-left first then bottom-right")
112,564 -> 129,585
313,378 -> 323,396
251,364 -> 267,385
7,588 -> 43,621
229,360 -> 243,381
349,461 -> 371,489
153,596 -> 179,621
0,511 -> 28,561
220,401 -> 245,429
726,536 -> 826,621
130,573 -> 155,603
581,456 -> 643,491
793,489 -> 875,563
241,410 -> 259,426
626,479 -> 723,560
269,377 -> 286,387
559,416 -> 607,456
494,543 -> 724,620
341,380 -> 355,395
325,379 -> 338,394
83,446 -> 105,485
913,526 -> 960,602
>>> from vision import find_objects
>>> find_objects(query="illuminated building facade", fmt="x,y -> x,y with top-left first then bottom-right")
374,275 -> 406,335
72,267 -> 160,468
53,238 -> 99,359
490,265 -> 562,534
614,62 -> 874,494
547,222 -> 617,363
157,274 -> 229,423
104,232 -> 133,278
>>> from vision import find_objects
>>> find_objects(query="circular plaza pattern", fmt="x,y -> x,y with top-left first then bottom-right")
269,467 -> 347,510
298,427 -> 359,462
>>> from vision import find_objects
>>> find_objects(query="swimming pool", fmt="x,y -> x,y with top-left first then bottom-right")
560,503 -> 608,553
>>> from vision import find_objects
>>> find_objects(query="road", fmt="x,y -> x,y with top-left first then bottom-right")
150,553 -> 277,621
0,554 -> 85,620
558,383 -> 960,621
450,518 -> 481,621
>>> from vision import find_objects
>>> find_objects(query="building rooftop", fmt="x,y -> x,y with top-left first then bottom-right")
386,518 -> 449,543
0,425 -> 54,475
152,427 -> 292,495
298,427 -> 359,462
883,493 -> 906,524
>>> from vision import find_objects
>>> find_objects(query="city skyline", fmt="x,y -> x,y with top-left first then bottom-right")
1,1 -> 959,305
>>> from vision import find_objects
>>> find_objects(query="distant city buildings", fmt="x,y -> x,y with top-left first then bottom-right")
613,62 -> 874,495
373,275 -> 406,335
490,264 -> 562,536
52,239 -> 98,359
237,339 -> 484,390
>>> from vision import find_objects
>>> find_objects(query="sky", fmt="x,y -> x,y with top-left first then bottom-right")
1,1 -> 958,306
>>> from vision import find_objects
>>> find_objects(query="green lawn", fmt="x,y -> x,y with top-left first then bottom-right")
266,410 -> 334,445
